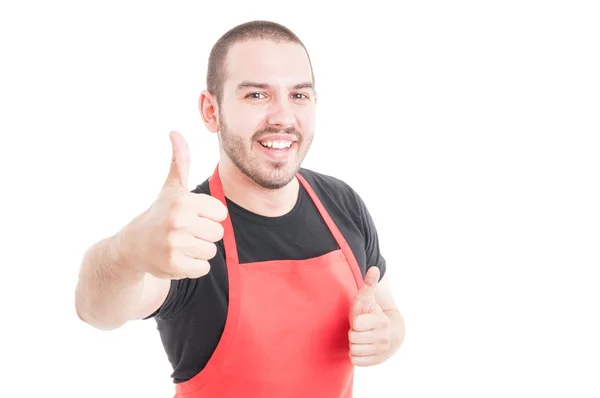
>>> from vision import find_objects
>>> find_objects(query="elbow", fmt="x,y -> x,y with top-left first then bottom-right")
76,305 -> 125,331
74,290 -> 125,331
74,284 -> 89,324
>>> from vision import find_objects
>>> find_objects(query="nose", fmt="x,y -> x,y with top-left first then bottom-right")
267,98 -> 297,128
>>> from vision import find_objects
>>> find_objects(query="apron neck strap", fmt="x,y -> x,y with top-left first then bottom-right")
208,163 -> 239,264
208,163 -> 360,287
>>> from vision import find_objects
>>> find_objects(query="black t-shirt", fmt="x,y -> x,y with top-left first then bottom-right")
145,168 -> 387,383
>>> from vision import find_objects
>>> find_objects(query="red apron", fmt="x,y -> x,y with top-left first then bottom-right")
174,165 -> 364,397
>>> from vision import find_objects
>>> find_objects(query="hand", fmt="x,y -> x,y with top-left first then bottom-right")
121,131 -> 228,280
348,266 -> 391,366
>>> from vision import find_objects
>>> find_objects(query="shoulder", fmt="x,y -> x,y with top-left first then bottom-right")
297,168 -> 358,205
191,178 -> 210,195
297,168 -> 370,231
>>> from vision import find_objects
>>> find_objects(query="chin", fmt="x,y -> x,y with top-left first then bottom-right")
253,162 -> 299,190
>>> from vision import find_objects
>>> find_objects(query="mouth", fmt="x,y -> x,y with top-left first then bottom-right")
258,139 -> 294,149
255,138 -> 297,159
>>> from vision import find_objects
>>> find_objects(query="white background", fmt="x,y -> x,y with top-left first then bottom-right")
1,1 -> 599,397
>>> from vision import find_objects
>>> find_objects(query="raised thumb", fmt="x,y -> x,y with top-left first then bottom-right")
350,266 -> 380,318
165,130 -> 190,189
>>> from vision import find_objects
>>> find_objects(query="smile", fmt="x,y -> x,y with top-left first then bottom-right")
259,140 -> 293,149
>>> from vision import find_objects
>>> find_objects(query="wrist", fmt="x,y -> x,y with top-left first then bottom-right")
111,216 -> 146,278
383,309 -> 405,361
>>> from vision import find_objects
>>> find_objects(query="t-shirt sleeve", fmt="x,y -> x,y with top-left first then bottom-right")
143,279 -> 178,320
143,278 -> 199,320
353,190 -> 387,282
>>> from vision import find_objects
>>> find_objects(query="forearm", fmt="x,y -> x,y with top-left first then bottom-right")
75,230 -> 145,330
383,309 -> 405,361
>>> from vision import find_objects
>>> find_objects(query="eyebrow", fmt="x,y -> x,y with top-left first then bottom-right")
236,81 -> 314,91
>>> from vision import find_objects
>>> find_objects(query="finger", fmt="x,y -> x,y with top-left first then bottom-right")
350,343 -> 378,357
350,355 -> 377,367
187,216 -> 225,243
350,267 -> 381,318
169,252 -> 211,279
357,266 -> 380,299
179,236 -> 218,261
164,131 -> 190,189
350,296 -> 379,319
348,330 -> 375,345
180,258 -> 211,279
189,193 -> 229,223
351,314 -> 376,332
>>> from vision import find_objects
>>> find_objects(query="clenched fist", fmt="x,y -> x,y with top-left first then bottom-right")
121,131 -> 228,280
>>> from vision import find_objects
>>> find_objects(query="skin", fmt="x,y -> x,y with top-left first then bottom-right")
75,38 -> 405,365
199,39 -> 405,365
349,266 -> 405,366
199,39 -> 317,218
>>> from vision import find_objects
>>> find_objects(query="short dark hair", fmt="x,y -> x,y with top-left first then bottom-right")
206,20 -> 314,105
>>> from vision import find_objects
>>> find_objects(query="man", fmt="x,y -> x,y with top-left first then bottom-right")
75,20 -> 405,397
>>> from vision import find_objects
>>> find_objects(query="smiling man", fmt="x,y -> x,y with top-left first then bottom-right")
75,20 -> 405,397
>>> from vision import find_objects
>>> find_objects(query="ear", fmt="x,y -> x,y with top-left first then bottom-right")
199,90 -> 220,133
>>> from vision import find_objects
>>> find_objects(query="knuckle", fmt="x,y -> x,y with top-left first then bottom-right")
200,220 -> 219,241
165,231 -> 179,250
377,334 -> 391,351
208,196 -> 228,221
203,223 -> 224,243
169,195 -> 186,212
164,212 -> 181,230
174,208 -> 190,229
219,204 -> 228,221
165,250 -> 180,270
197,193 -> 213,206
168,198 -> 189,223
207,242 -> 218,259
214,222 -> 224,240
188,260 -> 211,279
200,260 -> 211,275
348,331 -> 357,343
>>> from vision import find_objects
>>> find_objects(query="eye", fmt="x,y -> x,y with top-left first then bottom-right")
245,92 -> 266,99
292,93 -> 309,100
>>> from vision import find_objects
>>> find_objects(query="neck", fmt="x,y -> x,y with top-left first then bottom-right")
217,158 -> 299,218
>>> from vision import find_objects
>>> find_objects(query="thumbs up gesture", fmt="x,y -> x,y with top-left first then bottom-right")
122,131 -> 228,280
348,266 -> 391,366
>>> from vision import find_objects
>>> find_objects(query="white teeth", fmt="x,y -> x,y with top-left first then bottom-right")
260,140 -> 292,149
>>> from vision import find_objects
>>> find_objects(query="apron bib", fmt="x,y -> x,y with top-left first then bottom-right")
174,165 -> 364,397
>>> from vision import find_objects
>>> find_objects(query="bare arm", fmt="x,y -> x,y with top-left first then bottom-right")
74,131 -> 227,331
74,225 -> 170,331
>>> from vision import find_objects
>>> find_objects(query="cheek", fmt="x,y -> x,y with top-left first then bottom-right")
298,122 -> 315,144
296,107 -> 316,131
227,106 -> 265,136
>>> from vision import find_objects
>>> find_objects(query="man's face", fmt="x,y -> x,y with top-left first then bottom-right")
217,39 -> 316,190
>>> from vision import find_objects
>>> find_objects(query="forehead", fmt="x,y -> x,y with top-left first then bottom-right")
223,39 -> 313,89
